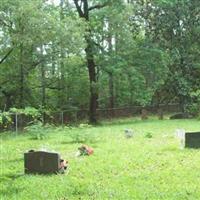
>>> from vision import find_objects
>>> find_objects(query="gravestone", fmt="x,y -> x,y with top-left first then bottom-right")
124,129 -> 134,138
24,151 -> 60,174
175,129 -> 200,149
185,132 -> 200,148
175,129 -> 185,149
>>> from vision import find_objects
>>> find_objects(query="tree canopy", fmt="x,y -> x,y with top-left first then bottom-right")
0,0 -> 199,123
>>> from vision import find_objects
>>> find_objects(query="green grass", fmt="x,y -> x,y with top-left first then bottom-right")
1,118 -> 200,200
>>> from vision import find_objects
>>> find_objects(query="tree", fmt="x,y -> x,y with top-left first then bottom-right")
129,0 -> 200,111
0,0 -> 199,121
73,0 -> 111,123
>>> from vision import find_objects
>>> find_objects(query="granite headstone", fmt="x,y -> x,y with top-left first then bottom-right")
24,151 -> 60,174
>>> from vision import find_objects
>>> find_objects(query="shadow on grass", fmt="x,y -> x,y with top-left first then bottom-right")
0,173 -> 24,184
0,185 -> 25,198
61,140 -> 85,144
100,117 -> 196,127
4,158 -> 23,164
61,139 -> 100,145
100,118 -> 158,127
0,172 -> 60,185
160,146 -> 179,152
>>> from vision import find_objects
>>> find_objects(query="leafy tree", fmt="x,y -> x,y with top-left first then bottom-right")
129,0 -> 200,111
0,0 -> 199,123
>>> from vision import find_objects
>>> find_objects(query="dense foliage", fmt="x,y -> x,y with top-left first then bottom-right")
0,0 -> 199,123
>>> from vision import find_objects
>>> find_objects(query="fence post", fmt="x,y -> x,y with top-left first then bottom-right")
15,113 -> 18,133
61,111 -> 64,127
75,110 -> 78,122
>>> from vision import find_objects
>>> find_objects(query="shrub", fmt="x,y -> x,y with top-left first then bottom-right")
144,132 -> 153,138
69,131 -> 89,143
25,121 -> 52,140
186,103 -> 200,117
68,126 -> 98,144
0,112 -> 12,130
187,90 -> 200,118
10,107 -> 41,119
79,123 -> 92,128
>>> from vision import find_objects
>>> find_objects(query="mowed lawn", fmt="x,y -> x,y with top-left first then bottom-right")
1,118 -> 200,200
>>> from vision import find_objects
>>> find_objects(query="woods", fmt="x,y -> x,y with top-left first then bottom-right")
0,0 -> 199,123
1,1 -> 200,199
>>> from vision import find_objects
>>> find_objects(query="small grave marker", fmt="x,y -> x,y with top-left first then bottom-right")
24,151 -> 62,174
185,132 -> 200,148
124,129 -> 134,138
175,129 -> 200,149
175,129 -> 185,149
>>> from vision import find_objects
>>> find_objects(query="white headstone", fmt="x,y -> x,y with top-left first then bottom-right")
124,129 -> 134,138
175,129 -> 185,149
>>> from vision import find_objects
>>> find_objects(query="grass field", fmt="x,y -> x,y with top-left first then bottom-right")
1,118 -> 200,200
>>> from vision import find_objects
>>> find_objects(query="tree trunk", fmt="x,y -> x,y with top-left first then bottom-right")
85,40 -> 98,123
59,0 -> 66,110
19,44 -> 24,108
1,90 -> 12,111
51,44 -> 56,75
109,72 -> 114,109
41,57 -> 46,124
180,95 -> 186,113
107,21 -> 114,115
73,0 -> 101,124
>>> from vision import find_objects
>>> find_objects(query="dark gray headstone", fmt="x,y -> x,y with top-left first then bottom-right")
185,132 -> 200,148
24,151 -> 60,174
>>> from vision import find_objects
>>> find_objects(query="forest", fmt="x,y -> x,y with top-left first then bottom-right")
0,0 -> 199,123
1,1 -> 200,199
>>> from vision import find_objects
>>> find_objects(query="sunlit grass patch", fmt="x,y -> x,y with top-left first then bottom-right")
1,118 -> 200,199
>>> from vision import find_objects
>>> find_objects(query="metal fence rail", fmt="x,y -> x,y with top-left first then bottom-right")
1,104 -> 181,132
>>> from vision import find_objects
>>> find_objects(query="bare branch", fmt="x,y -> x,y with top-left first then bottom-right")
0,48 -> 14,65
73,0 -> 84,17
88,2 -> 109,11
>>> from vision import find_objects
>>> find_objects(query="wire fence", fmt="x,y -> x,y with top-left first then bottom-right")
2,104 -> 181,132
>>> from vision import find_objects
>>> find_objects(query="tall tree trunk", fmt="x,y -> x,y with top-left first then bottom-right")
73,0 -> 106,124
41,61 -> 46,123
108,71 -> 114,118
107,22 -> 114,110
59,0 -> 66,110
0,89 -> 12,110
85,39 -> 98,123
39,46 -> 47,124
19,44 -> 24,108
51,44 -> 56,75
109,72 -> 114,109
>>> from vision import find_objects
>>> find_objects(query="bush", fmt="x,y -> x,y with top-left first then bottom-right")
79,123 -> 92,128
25,121 -> 52,140
69,131 -> 92,143
10,107 -> 41,119
186,103 -> 200,117
0,112 -> 12,130
68,125 -> 98,143
187,90 -> 200,118
144,132 -> 153,138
